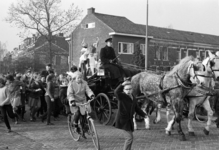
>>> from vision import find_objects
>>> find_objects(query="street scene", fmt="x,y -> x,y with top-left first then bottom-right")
1,0 -> 219,150
1,110 -> 219,150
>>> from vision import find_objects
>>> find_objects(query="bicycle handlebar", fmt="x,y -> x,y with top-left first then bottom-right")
70,98 -> 95,107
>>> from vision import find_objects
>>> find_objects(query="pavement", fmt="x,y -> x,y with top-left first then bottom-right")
1,109 -> 219,150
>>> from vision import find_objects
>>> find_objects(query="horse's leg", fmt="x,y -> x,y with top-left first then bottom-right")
133,114 -> 137,130
175,101 -> 186,141
144,116 -> 150,129
187,98 -> 196,136
165,104 -> 176,130
154,103 -> 162,124
165,115 -> 175,135
202,97 -> 213,135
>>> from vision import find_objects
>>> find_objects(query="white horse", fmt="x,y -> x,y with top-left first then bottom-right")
131,56 -> 204,140
165,51 -> 219,136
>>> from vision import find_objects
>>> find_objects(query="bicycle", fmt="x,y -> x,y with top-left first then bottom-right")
68,98 -> 100,150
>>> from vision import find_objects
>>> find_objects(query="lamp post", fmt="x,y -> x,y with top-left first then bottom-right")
145,0 -> 149,70
65,37 -> 71,71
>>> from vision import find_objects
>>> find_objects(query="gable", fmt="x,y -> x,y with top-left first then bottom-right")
30,42 -> 68,55
34,35 -> 68,51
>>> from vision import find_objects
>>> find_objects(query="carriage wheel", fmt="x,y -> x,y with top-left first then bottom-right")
194,105 -> 208,123
94,93 -> 112,125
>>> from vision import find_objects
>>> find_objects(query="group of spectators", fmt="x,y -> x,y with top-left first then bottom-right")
0,64 -> 78,132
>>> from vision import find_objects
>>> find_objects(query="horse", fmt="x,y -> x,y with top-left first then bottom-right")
131,55 -> 204,141
166,51 -> 219,137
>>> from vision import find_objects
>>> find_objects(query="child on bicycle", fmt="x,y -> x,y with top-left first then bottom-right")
67,71 -> 95,136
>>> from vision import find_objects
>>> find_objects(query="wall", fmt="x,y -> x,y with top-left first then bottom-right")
71,14 -> 113,66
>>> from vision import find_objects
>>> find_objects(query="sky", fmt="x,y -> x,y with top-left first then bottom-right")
1,0 -> 219,51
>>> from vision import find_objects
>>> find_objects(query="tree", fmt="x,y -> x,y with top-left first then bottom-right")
6,0 -> 83,63
0,41 -> 8,61
132,43 -> 145,69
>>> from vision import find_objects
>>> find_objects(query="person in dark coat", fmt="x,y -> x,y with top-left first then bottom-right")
59,77 -> 69,115
41,64 -> 54,78
100,37 -> 124,80
27,74 -> 44,121
114,80 -> 147,150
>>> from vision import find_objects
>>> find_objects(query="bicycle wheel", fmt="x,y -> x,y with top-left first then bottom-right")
68,114 -> 80,141
88,118 -> 100,150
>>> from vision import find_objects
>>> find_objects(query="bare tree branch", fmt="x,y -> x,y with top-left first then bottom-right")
6,0 -> 82,63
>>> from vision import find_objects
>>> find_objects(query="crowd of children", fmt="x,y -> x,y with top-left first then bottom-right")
0,64 -> 79,132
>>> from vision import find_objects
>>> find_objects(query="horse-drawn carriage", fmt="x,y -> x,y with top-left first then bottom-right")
85,64 -> 141,125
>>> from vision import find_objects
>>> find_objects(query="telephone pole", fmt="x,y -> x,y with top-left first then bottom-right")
145,0 -> 148,70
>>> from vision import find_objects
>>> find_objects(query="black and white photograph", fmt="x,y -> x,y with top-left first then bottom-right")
1,0 -> 219,150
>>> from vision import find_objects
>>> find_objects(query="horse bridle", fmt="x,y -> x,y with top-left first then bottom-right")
174,62 -> 198,89
209,57 -> 219,79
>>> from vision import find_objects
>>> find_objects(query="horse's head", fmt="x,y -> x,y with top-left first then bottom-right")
187,57 -> 205,79
202,50 -> 219,80
167,56 -> 204,82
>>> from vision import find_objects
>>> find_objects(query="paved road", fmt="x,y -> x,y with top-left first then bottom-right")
1,110 -> 219,150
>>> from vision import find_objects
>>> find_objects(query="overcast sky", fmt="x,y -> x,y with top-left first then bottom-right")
1,0 -> 219,51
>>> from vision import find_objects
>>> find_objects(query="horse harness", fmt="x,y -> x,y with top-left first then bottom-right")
186,57 -> 219,106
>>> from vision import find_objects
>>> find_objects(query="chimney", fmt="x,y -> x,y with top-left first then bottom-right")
87,7 -> 95,15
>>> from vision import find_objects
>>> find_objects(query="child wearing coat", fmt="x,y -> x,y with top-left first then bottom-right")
67,71 -> 94,138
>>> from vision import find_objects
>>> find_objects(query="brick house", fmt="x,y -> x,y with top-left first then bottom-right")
70,7 -> 219,71
25,33 -> 69,74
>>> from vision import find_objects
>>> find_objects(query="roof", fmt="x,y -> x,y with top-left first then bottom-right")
34,35 -> 68,51
94,13 -> 219,46
28,42 -> 68,55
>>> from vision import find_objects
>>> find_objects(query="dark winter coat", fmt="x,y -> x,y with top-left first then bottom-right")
28,80 -> 44,99
59,86 -> 68,105
114,84 -> 146,132
100,45 -> 117,64
100,45 -> 122,79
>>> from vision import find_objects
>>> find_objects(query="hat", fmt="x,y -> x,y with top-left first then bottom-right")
46,63 -> 52,67
70,65 -> 78,73
105,37 -> 112,43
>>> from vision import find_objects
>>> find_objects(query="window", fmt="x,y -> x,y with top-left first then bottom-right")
140,44 -> 145,55
55,55 -> 61,65
199,50 -> 205,60
180,48 -> 187,59
188,49 -> 196,57
155,46 -> 161,60
118,42 -> 134,54
163,47 -> 168,61
61,56 -> 68,65
39,55 -> 46,64
205,50 -> 209,58
176,49 -> 180,61
196,50 -> 199,57
81,22 -> 95,29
